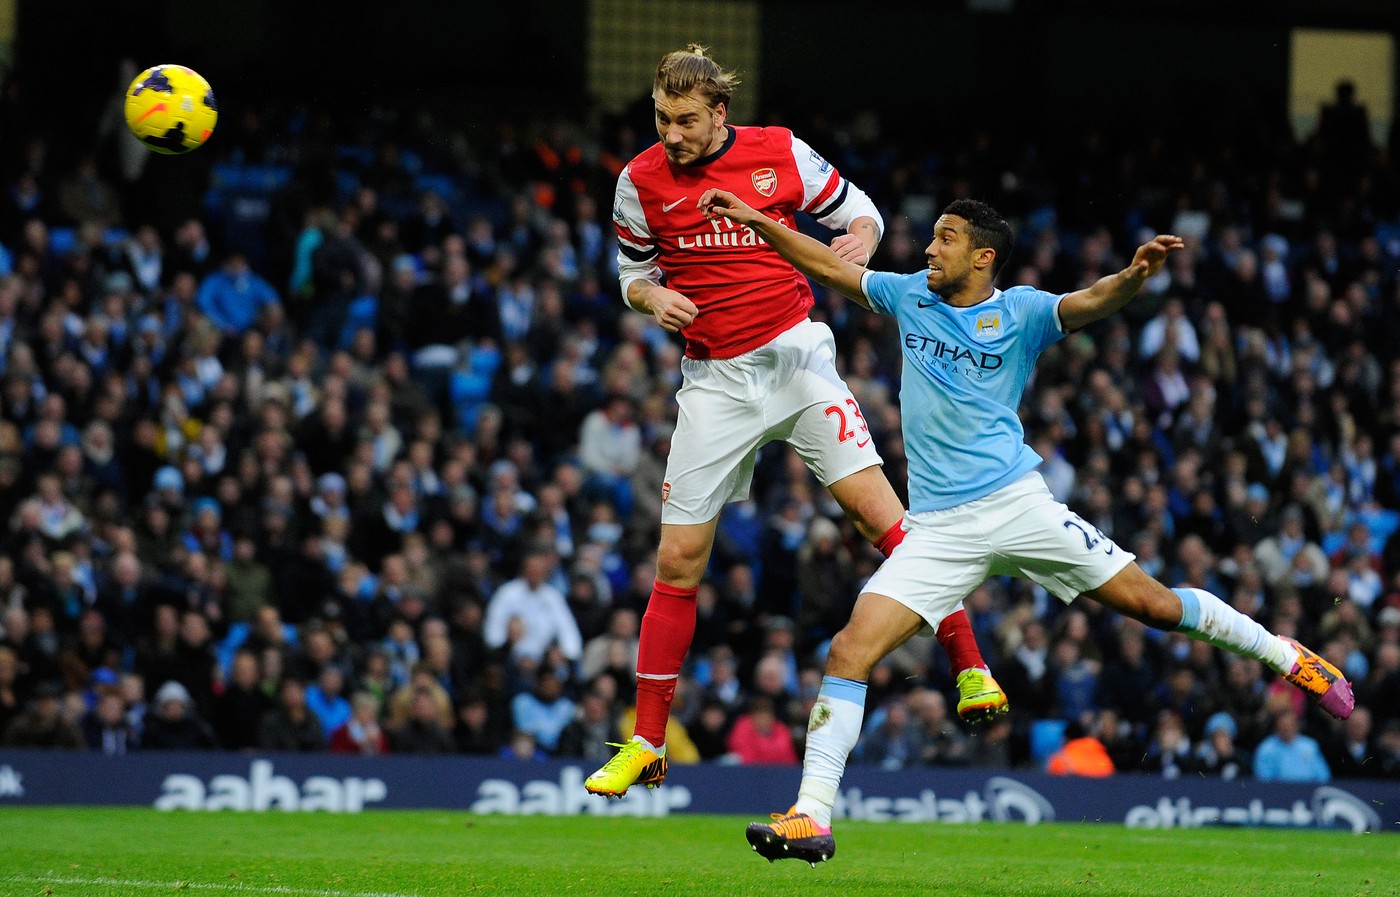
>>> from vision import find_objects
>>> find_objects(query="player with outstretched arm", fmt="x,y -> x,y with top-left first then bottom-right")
584,45 -> 1006,798
697,187 -> 1354,864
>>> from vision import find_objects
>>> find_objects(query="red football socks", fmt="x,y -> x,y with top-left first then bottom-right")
873,519 -> 906,558
935,607 -> 984,674
633,579 -> 699,747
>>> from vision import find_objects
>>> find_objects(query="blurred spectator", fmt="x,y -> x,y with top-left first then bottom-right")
82,690 -> 137,754
212,649 -> 272,750
483,546 -> 582,664
224,535 -> 272,624
0,645 -> 23,734
1193,711 -> 1250,780
853,697 -> 921,771
140,680 -> 217,750
555,687 -> 615,763
510,668 -> 575,753
1140,711 -> 1196,779
793,516 -> 857,647
689,698 -> 734,762
258,678 -> 324,752
197,252 -> 279,336
1376,720 -> 1400,779
330,691 -> 389,755
580,607 -> 638,685
1253,505 -> 1329,592
967,716 -> 1014,769
577,393 -> 640,517
3,681 -> 82,748
1045,720 -> 1114,777
1254,710 -> 1331,783
726,696 -> 798,766
306,664 -> 352,740
453,691 -> 501,756
1091,708 -> 1142,773
1323,706 -> 1376,778
389,686 -> 456,754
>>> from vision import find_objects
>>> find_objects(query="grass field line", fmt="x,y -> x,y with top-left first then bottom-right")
2,874 -> 420,897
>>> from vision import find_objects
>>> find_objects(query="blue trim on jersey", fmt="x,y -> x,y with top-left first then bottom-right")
1173,587 -> 1201,631
820,675 -> 869,706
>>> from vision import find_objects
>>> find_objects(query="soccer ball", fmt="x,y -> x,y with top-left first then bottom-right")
124,64 -> 218,155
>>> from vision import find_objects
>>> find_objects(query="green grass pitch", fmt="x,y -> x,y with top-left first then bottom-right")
0,807 -> 1396,897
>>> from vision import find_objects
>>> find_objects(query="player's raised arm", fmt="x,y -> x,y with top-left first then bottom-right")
1057,234 -> 1184,331
699,189 -> 872,308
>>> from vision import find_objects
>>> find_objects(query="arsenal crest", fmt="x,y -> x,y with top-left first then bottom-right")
751,168 -> 777,197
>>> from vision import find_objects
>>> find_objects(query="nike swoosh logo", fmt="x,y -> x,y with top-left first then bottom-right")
917,299 -> 938,308
662,197 -> 689,212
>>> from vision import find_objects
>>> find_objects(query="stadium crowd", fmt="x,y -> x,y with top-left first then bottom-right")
0,73 -> 1398,782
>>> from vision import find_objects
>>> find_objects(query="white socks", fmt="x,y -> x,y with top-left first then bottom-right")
1172,587 -> 1297,675
630,734 -> 665,757
793,675 -> 867,828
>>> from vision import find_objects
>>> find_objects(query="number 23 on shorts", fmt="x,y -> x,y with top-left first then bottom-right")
825,398 -> 870,447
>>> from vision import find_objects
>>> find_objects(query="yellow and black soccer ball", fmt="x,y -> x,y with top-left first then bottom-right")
124,64 -> 218,155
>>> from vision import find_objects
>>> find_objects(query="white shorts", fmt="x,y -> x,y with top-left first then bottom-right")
660,319 -> 883,525
863,471 -> 1135,630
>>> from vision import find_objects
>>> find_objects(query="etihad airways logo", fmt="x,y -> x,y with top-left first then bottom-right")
905,333 -> 1004,373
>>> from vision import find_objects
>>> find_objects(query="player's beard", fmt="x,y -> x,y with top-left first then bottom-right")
663,145 -> 696,164
927,267 -> 966,298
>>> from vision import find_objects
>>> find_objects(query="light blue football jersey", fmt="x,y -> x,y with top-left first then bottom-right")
862,270 -> 1068,512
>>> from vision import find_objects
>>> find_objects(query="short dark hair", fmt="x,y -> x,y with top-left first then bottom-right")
941,199 -> 1014,277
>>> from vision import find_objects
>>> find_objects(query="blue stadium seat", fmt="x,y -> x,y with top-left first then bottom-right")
415,173 -> 457,202
451,370 -> 493,433
1030,719 -> 1068,767
48,227 -> 77,256
339,296 -> 379,348
240,165 -> 293,193
336,146 -> 376,169
210,162 -> 243,190
335,171 -> 361,202
469,344 -> 502,377
1361,508 -> 1400,552
450,370 -> 491,404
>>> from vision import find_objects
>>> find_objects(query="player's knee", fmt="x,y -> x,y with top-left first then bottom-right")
826,628 -> 879,680
654,541 -> 707,587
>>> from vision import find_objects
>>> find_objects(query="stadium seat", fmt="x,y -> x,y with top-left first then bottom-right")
415,173 -> 457,203
1030,719 -> 1068,767
469,344 -> 502,377
48,227 -> 77,256
339,296 -> 379,348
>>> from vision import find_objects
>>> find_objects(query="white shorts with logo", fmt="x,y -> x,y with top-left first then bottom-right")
661,319 -> 883,525
863,471 -> 1135,630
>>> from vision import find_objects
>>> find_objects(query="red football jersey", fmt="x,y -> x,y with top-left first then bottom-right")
614,126 -> 876,360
